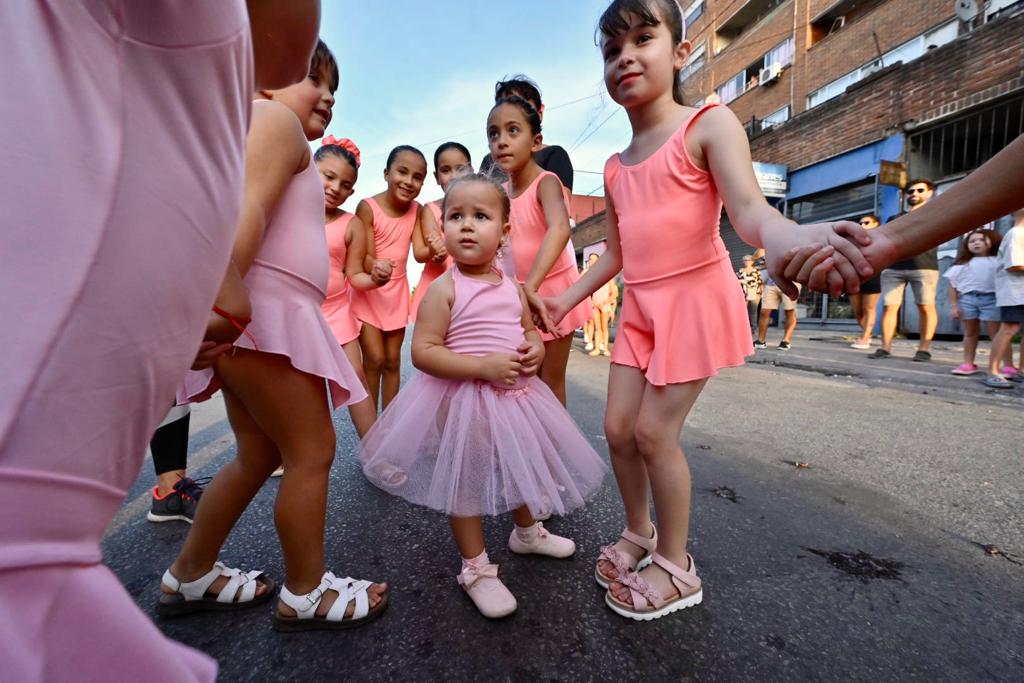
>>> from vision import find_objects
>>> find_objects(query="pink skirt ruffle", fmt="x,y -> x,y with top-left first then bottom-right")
350,275 -> 410,331
322,288 -> 361,346
179,263 -> 368,409
359,374 -> 607,517
612,258 -> 753,385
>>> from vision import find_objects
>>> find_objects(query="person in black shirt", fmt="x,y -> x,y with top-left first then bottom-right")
479,74 -> 574,191
869,179 -> 940,362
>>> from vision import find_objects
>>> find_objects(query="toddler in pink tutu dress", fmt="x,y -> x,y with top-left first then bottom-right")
360,173 -> 606,618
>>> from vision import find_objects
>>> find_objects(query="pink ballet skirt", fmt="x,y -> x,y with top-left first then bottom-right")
179,157 -> 367,410
360,267 -> 606,517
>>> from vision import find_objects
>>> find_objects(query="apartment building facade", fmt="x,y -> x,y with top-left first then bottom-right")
671,0 -> 1024,328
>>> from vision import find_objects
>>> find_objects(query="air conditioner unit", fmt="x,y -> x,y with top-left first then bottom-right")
758,62 -> 783,86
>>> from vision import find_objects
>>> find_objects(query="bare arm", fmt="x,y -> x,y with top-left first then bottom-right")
552,193 -> 624,315
523,174 -> 573,293
411,205 -> 431,263
357,200 -> 377,274
695,106 -> 872,297
345,215 -> 376,291
233,100 -> 309,275
411,274 -> 521,385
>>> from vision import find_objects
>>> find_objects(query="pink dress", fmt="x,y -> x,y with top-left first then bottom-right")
180,154 -> 368,409
359,267 -> 607,517
0,2 -> 252,680
350,197 -> 417,331
603,104 -> 752,385
322,213 -> 363,346
410,201 -> 450,323
506,171 -> 591,341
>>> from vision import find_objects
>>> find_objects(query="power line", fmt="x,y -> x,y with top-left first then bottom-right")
570,109 -> 621,153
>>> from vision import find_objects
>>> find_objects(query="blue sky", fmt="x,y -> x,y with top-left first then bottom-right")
318,0 -> 634,203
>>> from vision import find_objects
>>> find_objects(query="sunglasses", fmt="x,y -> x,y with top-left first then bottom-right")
905,187 -> 929,195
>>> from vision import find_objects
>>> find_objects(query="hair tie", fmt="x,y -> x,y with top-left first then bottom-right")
321,135 -> 362,167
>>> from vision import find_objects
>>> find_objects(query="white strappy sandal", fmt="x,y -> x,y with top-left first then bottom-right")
157,561 -> 274,617
274,571 -> 388,632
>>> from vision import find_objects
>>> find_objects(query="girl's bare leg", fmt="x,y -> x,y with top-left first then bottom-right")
596,364 -> 655,580
341,338 -> 376,438
380,327 -> 406,409
539,335 -> 573,406
961,318 -> 980,365
858,293 -> 880,344
358,324 -> 386,411
449,516 -> 486,559
610,377 -> 708,606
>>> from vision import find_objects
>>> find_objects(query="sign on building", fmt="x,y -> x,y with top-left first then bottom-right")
752,161 -> 788,198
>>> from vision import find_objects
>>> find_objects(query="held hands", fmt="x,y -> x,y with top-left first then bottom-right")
192,340 -> 233,371
370,259 -> 393,286
761,220 -> 875,298
779,225 -> 900,295
426,233 -> 448,263
523,288 -> 559,335
479,352 -> 522,386
517,339 -> 545,377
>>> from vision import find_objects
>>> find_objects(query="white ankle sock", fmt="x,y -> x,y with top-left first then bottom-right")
514,522 -> 540,543
461,550 -> 489,572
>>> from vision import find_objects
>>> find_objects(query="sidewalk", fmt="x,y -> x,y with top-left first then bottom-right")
744,327 -> 1024,407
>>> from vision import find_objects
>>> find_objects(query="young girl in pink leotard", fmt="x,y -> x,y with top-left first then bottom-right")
488,96 -> 591,406
360,174 -> 606,619
316,137 -> 389,438
410,141 -> 473,321
544,0 -> 871,622
350,145 -> 427,410
166,41 -> 388,632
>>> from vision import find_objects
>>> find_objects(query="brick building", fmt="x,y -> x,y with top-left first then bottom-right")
572,0 -> 1024,330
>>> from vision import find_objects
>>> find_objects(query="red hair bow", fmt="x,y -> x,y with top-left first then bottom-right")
321,135 -> 361,167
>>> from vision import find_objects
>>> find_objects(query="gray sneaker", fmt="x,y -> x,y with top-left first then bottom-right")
147,477 -> 207,523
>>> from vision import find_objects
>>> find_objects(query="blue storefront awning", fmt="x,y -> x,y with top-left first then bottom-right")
787,135 -> 904,200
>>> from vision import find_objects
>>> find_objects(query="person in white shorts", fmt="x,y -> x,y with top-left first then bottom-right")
754,249 -> 800,350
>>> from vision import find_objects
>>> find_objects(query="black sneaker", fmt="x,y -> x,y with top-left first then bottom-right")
777,340 -> 791,350
912,350 -> 932,362
868,348 -> 891,359
753,341 -> 767,349
147,477 -> 208,524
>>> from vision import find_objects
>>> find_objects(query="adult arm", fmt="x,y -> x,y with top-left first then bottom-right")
788,134 -> 1024,290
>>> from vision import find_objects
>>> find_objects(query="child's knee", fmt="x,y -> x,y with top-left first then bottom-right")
634,419 -> 678,462
604,414 -> 637,453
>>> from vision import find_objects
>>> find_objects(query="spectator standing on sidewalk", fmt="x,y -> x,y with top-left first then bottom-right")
753,248 -> 799,350
944,229 -> 1004,377
869,179 -> 940,362
983,209 -> 1024,388
850,214 -> 882,349
737,254 -> 763,332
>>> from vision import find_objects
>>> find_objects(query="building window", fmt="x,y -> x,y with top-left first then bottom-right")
806,21 -> 958,109
681,43 -> 705,82
717,72 -> 745,104
763,105 -> 790,128
683,0 -> 704,30
809,0 -> 885,46
764,36 -> 795,70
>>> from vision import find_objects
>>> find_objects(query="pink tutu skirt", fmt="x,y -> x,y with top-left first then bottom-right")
359,374 -> 607,517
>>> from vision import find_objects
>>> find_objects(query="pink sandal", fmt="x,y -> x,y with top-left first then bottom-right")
605,553 -> 703,621
594,525 -> 657,589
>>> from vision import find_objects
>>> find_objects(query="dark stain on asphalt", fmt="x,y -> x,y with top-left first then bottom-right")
747,358 -> 860,378
709,486 -> 740,503
695,444 -> 712,450
803,548 -> 905,582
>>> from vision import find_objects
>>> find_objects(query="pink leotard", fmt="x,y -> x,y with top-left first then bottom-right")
410,201 -> 451,323
506,171 -> 591,341
350,197 -> 417,331
603,103 -> 752,385
322,212 -> 362,345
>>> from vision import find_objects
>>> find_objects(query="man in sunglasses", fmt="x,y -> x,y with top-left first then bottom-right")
869,179 -> 939,361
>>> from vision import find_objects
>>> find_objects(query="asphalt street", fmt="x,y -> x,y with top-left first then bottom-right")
104,330 -> 1024,681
